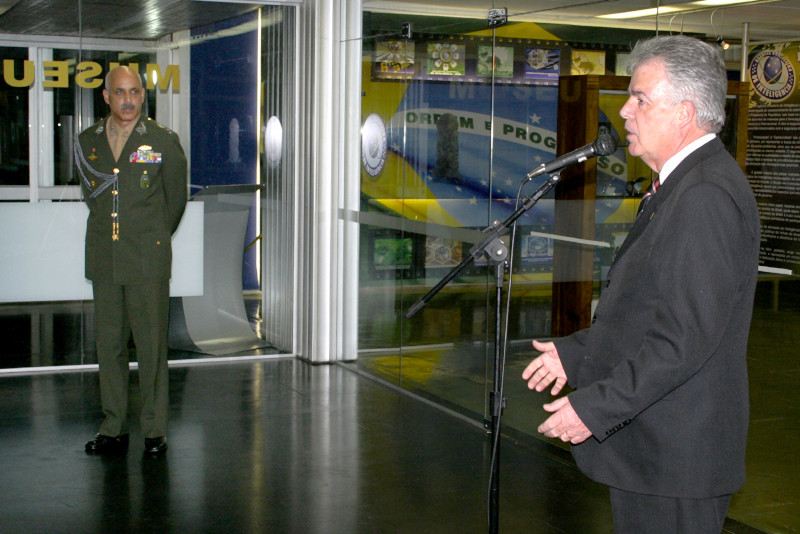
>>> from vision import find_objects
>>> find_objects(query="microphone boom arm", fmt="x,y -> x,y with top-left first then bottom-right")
405,170 -> 561,319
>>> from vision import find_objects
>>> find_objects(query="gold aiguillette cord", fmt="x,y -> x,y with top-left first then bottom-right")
111,168 -> 120,241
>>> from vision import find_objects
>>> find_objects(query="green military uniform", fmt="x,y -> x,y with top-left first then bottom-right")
77,116 -> 187,439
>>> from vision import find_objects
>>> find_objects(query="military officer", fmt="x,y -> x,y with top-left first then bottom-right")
77,65 -> 187,455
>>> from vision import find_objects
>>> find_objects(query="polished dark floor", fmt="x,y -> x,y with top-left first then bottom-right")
0,357 -> 768,534
351,278 -> 800,534
0,358 -> 609,533
1,280 -> 797,533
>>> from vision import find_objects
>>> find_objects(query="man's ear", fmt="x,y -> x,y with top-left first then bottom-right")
677,100 -> 697,128
102,89 -> 110,105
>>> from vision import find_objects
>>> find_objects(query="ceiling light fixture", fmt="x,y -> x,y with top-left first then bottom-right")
600,0 -> 766,20
692,0 -> 759,5
599,7 -> 681,19
710,8 -> 731,49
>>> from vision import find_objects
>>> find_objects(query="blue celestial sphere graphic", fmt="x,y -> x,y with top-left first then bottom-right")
763,55 -> 784,85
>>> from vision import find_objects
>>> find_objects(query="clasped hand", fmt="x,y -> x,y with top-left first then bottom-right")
522,340 -> 592,445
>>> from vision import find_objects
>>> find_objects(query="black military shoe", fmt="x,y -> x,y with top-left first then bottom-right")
85,433 -> 129,454
144,436 -> 168,454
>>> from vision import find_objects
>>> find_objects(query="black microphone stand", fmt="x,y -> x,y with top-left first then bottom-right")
405,169 -> 563,534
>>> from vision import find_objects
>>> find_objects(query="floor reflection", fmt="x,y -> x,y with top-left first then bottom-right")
0,295 -> 281,369
1,279 -> 796,532
354,278 -> 800,533
0,360 -> 617,533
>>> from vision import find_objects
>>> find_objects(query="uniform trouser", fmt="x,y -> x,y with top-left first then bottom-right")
93,280 -> 170,438
610,487 -> 731,534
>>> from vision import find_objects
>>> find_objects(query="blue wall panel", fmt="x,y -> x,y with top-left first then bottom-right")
191,12 -> 259,290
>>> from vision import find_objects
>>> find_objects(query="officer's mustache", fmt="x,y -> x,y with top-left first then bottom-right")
120,103 -> 136,112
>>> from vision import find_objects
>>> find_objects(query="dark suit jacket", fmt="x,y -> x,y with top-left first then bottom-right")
79,116 -> 187,285
555,137 -> 760,498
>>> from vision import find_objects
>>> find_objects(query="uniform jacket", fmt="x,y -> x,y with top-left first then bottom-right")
78,116 -> 187,284
555,137 -> 760,498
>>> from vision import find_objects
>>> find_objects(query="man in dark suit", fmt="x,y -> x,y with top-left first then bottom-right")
522,36 -> 760,532
77,65 -> 187,455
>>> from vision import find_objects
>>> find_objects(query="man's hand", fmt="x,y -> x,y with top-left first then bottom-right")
522,339 -> 568,395
538,396 -> 592,444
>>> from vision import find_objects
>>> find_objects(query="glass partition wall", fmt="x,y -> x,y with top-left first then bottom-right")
0,2 -> 297,368
355,12 -> 566,426
353,8 -> 799,533
354,11 -> 628,434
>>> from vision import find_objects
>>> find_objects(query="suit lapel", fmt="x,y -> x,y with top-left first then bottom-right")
612,138 -> 723,265
85,118 -> 117,168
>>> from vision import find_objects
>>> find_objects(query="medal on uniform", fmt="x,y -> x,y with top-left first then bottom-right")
131,145 -> 162,163
140,170 -> 150,189
88,148 -> 98,161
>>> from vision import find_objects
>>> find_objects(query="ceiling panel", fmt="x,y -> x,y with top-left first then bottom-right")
0,0 -> 261,40
0,0 -> 798,44
363,0 -> 800,43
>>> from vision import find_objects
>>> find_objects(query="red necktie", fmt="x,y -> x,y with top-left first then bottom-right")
637,176 -> 660,216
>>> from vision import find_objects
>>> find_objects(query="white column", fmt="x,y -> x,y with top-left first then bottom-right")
30,47 -> 56,202
296,0 -> 361,362
340,0 -> 363,361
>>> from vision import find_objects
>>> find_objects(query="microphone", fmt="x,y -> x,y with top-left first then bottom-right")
526,134 -> 616,180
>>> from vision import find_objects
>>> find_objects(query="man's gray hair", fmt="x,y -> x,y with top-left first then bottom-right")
627,35 -> 728,133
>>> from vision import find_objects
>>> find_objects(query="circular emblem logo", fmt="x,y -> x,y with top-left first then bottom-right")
361,113 -> 387,178
750,50 -> 795,102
